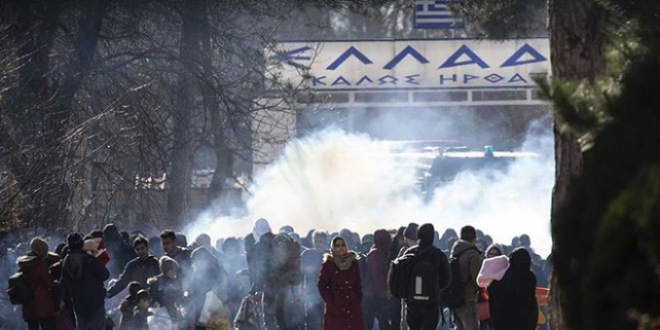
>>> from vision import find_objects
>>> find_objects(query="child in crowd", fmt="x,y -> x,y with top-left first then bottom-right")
119,282 -> 143,329
132,290 -> 152,330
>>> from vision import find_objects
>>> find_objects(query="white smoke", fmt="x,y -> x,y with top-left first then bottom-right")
186,127 -> 554,257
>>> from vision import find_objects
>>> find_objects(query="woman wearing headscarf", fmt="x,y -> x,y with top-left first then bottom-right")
486,248 -> 538,330
317,236 -> 364,330
17,237 -> 57,330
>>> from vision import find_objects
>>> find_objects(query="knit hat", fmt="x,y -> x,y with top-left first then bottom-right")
159,256 -> 179,274
30,238 -> 49,258
128,282 -> 143,296
67,233 -> 84,250
403,223 -> 419,241
252,218 -> 272,241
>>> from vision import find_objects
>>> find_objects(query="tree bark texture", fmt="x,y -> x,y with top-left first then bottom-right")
1,0 -> 107,228
548,0 -> 608,329
166,0 -> 206,228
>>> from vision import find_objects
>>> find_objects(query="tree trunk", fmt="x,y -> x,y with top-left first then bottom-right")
166,0 -> 206,228
548,0 -> 608,329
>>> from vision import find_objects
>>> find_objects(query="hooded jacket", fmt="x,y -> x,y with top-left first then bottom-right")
364,230 -> 392,299
17,255 -> 56,321
450,239 -> 482,303
488,248 -> 538,330
60,249 -> 110,315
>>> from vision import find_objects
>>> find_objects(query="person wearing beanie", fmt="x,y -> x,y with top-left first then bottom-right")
398,222 -> 419,258
61,232 -> 110,330
17,237 -> 58,330
106,235 -> 160,299
401,223 -> 451,330
147,256 -> 183,322
450,225 -> 482,330
119,281 -> 143,330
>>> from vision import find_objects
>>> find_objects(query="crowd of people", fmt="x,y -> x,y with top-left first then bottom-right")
0,219 -> 551,330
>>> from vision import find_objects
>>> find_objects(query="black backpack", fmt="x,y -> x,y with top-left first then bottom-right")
389,247 -> 436,302
440,248 -> 477,309
7,272 -> 34,305
406,249 -> 441,304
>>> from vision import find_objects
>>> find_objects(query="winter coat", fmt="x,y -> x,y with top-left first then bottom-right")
488,249 -> 538,330
167,247 -> 192,285
317,257 -> 364,330
147,274 -> 183,320
364,230 -> 391,299
60,249 -> 110,315
131,306 -> 150,330
107,256 -> 160,298
451,239 -> 482,303
17,255 -> 56,321
119,295 -> 137,329
248,232 -> 274,292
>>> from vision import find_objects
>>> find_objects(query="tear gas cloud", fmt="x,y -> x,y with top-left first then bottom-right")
186,124 -> 554,257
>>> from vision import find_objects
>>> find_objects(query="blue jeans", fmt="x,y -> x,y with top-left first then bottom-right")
75,307 -> 106,330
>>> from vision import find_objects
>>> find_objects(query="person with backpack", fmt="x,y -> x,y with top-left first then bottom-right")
13,237 -> 57,330
317,236 -> 364,330
363,229 -> 392,330
389,224 -> 451,330
448,226 -> 482,330
60,232 -> 110,330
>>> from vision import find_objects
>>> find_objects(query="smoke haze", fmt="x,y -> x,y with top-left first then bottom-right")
186,125 -> 554,257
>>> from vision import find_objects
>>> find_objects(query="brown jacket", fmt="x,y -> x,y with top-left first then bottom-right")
451,239 -> 481,303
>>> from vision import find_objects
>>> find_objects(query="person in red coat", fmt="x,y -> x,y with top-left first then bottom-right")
17,237 -> 57,330
317,236 -> 365,330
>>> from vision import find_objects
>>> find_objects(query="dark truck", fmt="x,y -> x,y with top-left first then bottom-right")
421,146 -> 539,200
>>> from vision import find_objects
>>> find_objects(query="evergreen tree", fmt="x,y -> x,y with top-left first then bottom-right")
538,0 -> 660,328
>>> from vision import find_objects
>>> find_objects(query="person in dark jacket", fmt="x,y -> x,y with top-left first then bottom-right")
147,256 -> 183,322
106,236 -> 160,298
404,224 -> 451,330
451,226 -> 482,330
119,282 -> 143,330
186,247 -> 227,330
18,237 -> 57,330
488,248 -> 538,330
160,230 -> 192,287
248,218 -> 288,330
130,290 -> 151,330
317,236 -> 364,330
388,226 -> 406,330
103,224 -> 136,278
301,230 -> 328,330
60,232 -> 110,330
363,229 -> 392,330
